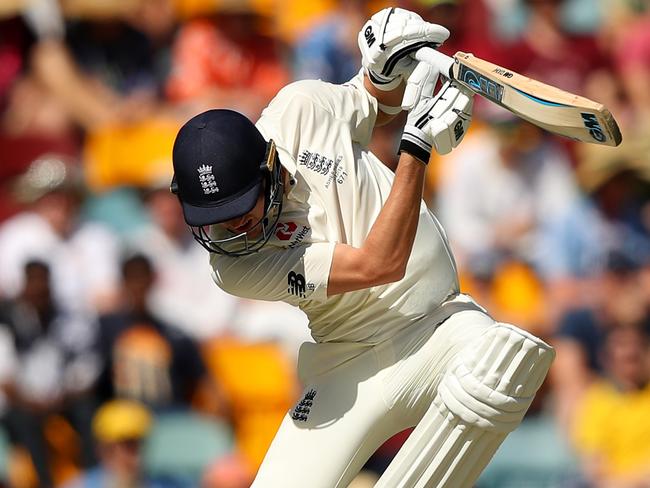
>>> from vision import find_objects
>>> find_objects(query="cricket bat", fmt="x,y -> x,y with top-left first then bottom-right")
415,48 -> 622,147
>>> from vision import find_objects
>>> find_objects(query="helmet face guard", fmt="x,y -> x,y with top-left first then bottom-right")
189,140 -> 284,256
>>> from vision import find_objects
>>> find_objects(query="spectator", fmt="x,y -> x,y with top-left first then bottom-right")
506,0 -> 609,94
436,114 -> 579,276
63,398 -> 187,488
0,156 -> 120,315
0,5 -> 80,221
607,0 -> 650,124
165,5 -> 290,119
0,0 -> 75,140
502,0 -> 612,161
409,0 -> 505,62
25,0 -> 174,134
0,260 -> 100,487
292,0 -> 366,84
63,3 -> 168,100
128,185 -> 240,340
552,250 -> 650,428
16,0 -> 182,194
571,324 -> 650,486
95,253 -> 212,411
542,154 -> 650,314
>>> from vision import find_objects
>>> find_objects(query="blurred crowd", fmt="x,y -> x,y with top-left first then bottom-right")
0,0 -> 649,486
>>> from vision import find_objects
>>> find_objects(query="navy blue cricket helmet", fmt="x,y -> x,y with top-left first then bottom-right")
171,109 -> 284,256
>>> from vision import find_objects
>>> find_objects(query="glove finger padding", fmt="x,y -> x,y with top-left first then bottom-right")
449,91 -> 473,148
402,62 -> 440,111
429,118 -> 456,156
359,7 -> 450,90
430,85 -> 473,155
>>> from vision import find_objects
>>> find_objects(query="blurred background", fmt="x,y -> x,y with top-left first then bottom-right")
0,0 -> 649,486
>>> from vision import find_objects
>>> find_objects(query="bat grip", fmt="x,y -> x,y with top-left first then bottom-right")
414,47 -> 454,80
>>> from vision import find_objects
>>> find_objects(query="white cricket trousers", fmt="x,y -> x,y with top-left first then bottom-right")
252,304 -> 554,488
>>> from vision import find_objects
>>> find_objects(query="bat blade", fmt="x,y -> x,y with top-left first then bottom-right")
415,49 -> 622,147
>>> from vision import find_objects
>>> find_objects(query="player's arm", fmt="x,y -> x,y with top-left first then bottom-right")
327,82 -> 473,296
328,151 -> 426,296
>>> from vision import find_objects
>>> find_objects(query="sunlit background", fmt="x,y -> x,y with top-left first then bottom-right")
0,0 -> 649,486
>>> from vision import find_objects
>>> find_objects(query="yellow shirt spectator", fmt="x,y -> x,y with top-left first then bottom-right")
572,379 -> 650,478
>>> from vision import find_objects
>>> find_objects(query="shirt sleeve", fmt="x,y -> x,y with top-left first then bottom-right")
257,74 -> 378,151
210,242 -> 336,306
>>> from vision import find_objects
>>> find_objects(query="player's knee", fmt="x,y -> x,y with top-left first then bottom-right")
437,322 -> 554,433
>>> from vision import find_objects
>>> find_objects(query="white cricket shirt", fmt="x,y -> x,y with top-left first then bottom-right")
210,73 -> 464,345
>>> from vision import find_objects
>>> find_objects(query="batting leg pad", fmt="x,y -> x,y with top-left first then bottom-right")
376,323 -> 555,488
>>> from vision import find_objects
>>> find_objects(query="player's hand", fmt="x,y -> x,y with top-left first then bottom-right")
358,7 -> 449,91
400,80 -> 473,161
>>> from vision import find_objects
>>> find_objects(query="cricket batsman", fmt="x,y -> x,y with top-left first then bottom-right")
170,7 -> 555,487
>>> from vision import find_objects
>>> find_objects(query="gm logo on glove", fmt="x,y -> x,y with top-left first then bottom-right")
365,26 -> 376,47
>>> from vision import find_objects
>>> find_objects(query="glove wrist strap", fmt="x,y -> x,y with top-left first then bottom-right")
367,69 -> 402,91
399,137 -> 430,165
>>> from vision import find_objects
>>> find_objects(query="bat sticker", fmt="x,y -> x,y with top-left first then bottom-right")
581,113 -> 606,142
492,68 -> 514,78
458,64 -> 504,103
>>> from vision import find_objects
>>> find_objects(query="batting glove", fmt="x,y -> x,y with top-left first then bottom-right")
400,80 -> 474,162
358,7 -> 450,91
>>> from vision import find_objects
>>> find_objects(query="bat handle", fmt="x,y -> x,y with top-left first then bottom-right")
414,47 -> 454,80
